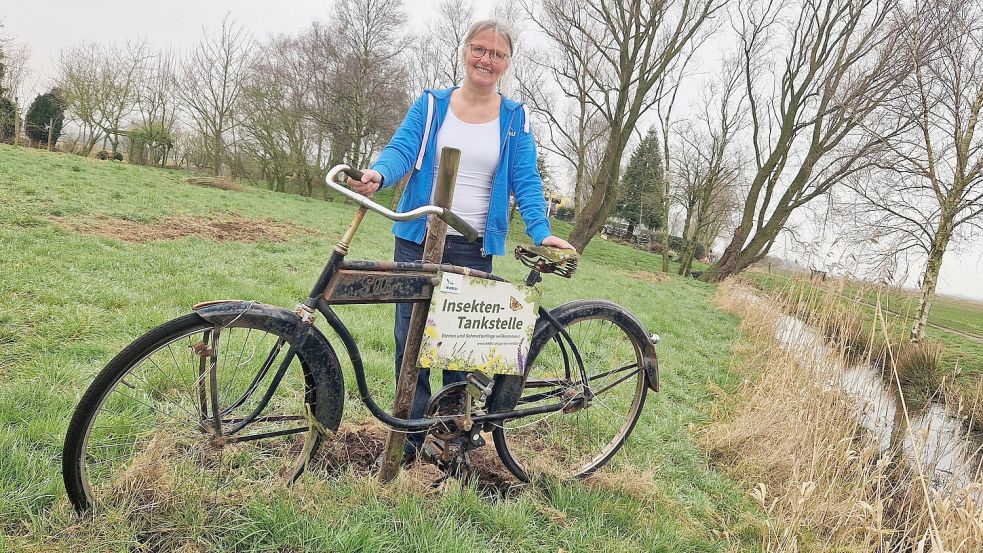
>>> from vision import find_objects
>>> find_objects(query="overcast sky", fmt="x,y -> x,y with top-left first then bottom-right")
3,1 -> 981,301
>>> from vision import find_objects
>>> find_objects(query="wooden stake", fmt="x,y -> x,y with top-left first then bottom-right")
378,147 -> 461,483
47,117 -> 54,151
13,99 -> 20,147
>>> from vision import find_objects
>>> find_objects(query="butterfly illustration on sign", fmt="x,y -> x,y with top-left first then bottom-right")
509,297 -> 523,311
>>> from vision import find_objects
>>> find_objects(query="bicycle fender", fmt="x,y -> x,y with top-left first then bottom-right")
192,300 -> 345,433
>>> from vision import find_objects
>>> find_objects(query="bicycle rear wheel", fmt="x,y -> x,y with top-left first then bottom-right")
493,301 -> 649,481
63,313 -> 324,512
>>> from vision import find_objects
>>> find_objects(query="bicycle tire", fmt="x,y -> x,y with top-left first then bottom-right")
493,301 -> 649,482
63,312 -> 325,512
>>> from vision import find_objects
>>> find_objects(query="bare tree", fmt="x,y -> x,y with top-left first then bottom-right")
526,0 -> 726,252
653,45 -> 702,272
98,41 -> 150,154
700,0 -> 917,282
673,58 -> 746,275
298,21 -> 341,176
516,22 -> 608,219
177,16 -> 252,176
239,34 -> 320,195
132,49 -> 179,165
57,42 -> 106,155
326,0 -> 411,169
844,0 -> 983,342
674,133 -> 744,275
413,0 -> 474,90
1,39 -> 30,102
55,40 -> 150,156
0,36 -> 31,146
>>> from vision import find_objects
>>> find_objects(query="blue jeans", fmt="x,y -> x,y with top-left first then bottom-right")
394,236 -> 493,450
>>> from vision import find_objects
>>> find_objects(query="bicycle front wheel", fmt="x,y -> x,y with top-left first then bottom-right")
493,301 -> 649,481
63,313 -> 324,512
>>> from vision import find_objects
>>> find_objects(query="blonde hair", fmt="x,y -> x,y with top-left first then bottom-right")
460,19 -> 515,60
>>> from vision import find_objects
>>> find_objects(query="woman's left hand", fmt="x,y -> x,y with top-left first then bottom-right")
542,235 -> 576,251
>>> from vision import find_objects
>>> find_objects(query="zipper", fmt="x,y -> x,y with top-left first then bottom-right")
481,108 -> 518,256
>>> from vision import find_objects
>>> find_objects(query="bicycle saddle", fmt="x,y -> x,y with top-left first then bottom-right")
514,244 -> 580,278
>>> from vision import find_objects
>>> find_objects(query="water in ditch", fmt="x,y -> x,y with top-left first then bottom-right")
772,306 -> 983,491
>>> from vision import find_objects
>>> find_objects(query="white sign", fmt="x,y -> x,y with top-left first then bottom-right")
418,272 -> 540,375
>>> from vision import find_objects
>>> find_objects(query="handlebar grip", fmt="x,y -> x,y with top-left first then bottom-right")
440,209 -> 480,243
342,167 -> 365,181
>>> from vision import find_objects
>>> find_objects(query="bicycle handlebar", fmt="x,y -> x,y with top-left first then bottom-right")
325,164 -> 480,243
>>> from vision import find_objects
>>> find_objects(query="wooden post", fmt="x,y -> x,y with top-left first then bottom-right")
47,118 -> 54,151
377,147 -> 461,483
13,99 -> 20,147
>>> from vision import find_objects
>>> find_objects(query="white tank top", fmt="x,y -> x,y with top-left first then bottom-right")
433,107 -> 500,236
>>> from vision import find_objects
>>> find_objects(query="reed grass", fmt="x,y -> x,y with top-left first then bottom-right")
707,280 -> 983,551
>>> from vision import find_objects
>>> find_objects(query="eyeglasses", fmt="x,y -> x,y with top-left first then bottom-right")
467,43 -> 509,64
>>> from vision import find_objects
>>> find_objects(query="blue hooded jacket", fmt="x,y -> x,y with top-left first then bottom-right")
371,87 -> 551,256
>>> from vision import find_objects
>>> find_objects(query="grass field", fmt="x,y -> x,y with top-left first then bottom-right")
838,279 -> 983,338
0,145 -> 762,551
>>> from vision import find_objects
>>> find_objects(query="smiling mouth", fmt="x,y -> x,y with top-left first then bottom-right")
475,66 -> 492,75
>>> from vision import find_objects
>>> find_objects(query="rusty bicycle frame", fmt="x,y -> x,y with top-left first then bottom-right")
196,164 -> 658,451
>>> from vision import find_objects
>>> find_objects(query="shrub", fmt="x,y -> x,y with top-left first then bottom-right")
894,341 -> 944,391
96,150 -> 124,161
0,96 -> 15,140
24,89 -> 65,145
554,206 -> 575,221
127,122 -> 175,166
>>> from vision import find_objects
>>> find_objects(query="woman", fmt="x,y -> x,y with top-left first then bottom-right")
347,19 -> 574,459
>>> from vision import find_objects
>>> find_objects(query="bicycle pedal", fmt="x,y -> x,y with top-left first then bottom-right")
465,372 -> 492,401
422,440 -> 444,461
465,383 -> 483,401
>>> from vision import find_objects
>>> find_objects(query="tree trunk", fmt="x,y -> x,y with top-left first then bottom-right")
212,131 -> 223,176
13,103 -> 20,147
677,207 -> 696,276
911,225 -> 952,342
660,176 -> 670,272
568,132 -> 626,252
699,202 -> 791,282
83,133 -> 100,157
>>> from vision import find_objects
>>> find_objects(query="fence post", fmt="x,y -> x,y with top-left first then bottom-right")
377,146 -> 461,483
13,99 -> 20,147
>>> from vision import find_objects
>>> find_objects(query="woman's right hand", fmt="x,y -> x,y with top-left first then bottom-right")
346,168 -> 382,196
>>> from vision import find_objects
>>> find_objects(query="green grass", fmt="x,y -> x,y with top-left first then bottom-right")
0,145 -> 761,551
837,279 -> 983,338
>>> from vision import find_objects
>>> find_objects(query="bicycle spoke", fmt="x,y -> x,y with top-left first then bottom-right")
498,309 -> 647,480
73,320 -> 319,510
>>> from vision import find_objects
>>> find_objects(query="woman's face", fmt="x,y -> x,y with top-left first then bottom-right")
463,29 -> 511,90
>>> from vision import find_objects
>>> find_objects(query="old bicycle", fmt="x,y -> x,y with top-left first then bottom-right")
62,163 -> 660,512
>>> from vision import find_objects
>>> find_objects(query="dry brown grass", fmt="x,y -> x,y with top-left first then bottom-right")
619,269 -> 672,285
706,280 -> 983,552
52,212 -> 320,244
185,176 -> 247,192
